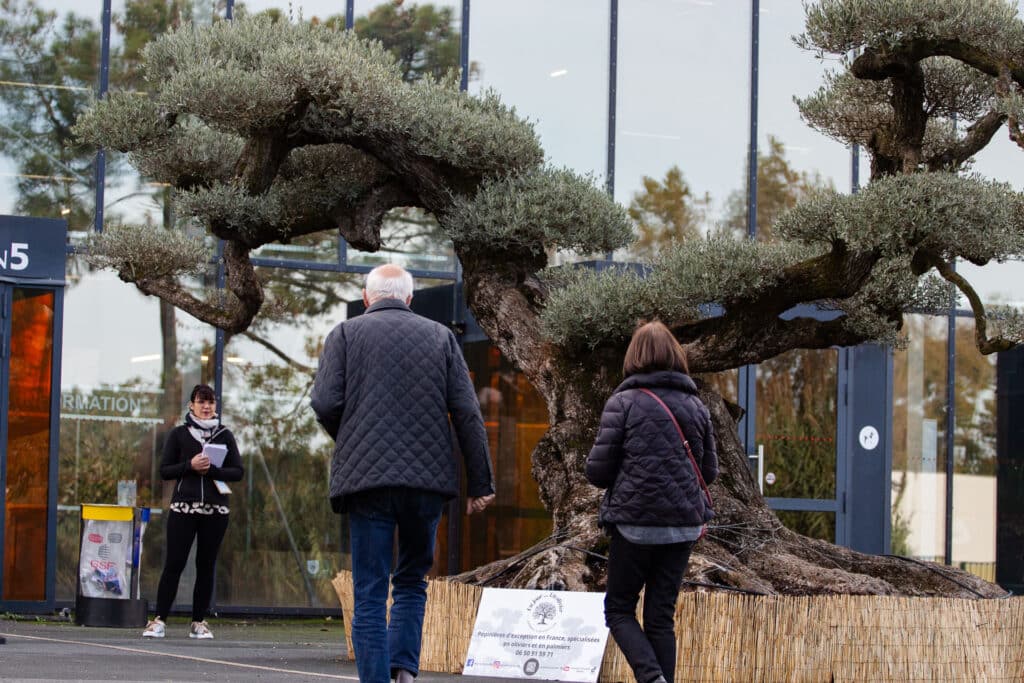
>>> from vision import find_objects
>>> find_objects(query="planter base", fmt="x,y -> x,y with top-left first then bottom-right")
74,595 -> 148,628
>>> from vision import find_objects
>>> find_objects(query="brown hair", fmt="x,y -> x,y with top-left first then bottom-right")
622,321 -> 689,377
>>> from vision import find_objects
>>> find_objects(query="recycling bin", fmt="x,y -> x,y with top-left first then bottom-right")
74,504 -> 149,627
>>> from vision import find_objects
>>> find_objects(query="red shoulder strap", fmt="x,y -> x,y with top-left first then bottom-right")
637,388 -> 713,507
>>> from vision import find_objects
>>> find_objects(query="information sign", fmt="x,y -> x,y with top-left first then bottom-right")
463,588 -> 609,682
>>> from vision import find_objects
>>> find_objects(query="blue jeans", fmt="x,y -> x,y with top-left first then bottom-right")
348,487 -> 446,683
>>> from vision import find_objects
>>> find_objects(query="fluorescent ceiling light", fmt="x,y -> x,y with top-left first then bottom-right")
130,354 -> 161,363
549,69 -> 568,78
226,356 -> 247,364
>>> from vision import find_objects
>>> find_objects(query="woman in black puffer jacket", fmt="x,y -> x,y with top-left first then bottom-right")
142,384 -> 244,641
586,321 -> 718,683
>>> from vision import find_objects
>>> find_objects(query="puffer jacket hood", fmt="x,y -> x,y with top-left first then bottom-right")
585,370 -> 718,528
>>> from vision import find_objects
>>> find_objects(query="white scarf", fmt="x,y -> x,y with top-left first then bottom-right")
187,413 -> 220,443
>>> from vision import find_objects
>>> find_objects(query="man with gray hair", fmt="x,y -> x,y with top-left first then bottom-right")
311,263 -> 495,683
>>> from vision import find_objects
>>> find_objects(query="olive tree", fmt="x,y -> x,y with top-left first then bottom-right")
75,1 -> 1024,596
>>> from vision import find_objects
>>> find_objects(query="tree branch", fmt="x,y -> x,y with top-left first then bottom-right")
926,108 -> 1007,170
239,330 -> 314,373
131,275 -> 255,332
923,253 -> 1017,354
852,39 -> 1023,83
337,181 -> 418,250
222,240 -> 264,332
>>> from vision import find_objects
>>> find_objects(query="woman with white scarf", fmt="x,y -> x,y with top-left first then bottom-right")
142,384 -> 244,640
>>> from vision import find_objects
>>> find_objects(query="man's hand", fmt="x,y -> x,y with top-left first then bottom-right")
466,494 -> 495,515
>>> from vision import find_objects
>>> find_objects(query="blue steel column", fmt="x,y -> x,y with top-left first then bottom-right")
605,0 -> 618,199
944,278 -> 956,565
339,0 -> 354,271
214,241 -> 225,404
603,0 -> 618,262
737,0 -> 760,455
851,144 -> 860,192
226,0 -> 233,20
445,0 -> 472,576
93,0 -> 113,233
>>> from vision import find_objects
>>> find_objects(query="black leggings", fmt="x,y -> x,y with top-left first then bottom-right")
155,510 -> 229,622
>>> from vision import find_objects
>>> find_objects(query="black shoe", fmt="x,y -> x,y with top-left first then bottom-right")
395,669 -> 415,683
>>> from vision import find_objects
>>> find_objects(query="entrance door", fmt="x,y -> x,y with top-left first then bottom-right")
1,285 -> 59,604
755,347 -> 848,544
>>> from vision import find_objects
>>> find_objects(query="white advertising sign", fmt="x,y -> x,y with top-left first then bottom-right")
463,588 -> 609,682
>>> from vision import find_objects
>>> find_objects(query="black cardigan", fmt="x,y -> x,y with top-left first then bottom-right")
160,423 -> 244,507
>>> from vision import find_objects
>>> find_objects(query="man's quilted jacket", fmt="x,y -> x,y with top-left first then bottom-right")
311,298 -> 494,513
585,370 -> 718,528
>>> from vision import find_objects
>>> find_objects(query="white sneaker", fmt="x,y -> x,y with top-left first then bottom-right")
142,618 -> 165,638
189,620 -> 214,639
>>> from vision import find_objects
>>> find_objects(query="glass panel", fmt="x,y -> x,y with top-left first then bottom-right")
760,1 -> 850,201
469,0 -> 608,266
0,0 -> 99,236
56,265 -> 216,601
460,342 -> 551,572
757,349 -> 838,501
214,267 -> 357,608
252,230 -> 341,265
890,314 -> 948,563
951,317 -> 997,581
776,510 -> 835,543
237,0 -> 346,21
616,0 -> 749,257
4,288 -> 55,601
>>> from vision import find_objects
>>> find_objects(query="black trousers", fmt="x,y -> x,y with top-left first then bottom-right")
155,510 -> 229,622
604,529 -> 694,683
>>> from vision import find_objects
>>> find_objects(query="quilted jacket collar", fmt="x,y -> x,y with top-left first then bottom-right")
613,370 -> 698,395
365,298 -> 412,314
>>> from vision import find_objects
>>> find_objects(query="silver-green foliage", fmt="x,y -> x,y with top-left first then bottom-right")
543,172 -> 1024,351
445,168 -> 633,256
798,0 -> 1024,62
84,17 -> 542,173
797,60 -> 995,154
776,172 -> 1024,263
541,237 -> 820,350
86,224 -> 212,281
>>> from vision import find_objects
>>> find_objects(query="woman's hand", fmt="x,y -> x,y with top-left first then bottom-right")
190,452 -> 210,474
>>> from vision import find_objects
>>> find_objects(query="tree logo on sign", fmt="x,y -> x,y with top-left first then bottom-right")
526,593 -> 563,631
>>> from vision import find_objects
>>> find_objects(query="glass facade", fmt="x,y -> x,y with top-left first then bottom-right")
0,0 -> 1019,611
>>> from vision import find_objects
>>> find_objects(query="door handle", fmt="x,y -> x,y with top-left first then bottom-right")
748,444 -> 765,495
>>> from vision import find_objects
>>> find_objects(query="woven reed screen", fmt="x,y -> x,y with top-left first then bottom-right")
332,571 -> 1023,682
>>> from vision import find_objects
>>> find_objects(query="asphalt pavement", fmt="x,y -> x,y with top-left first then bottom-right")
0,617 -> 496,683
